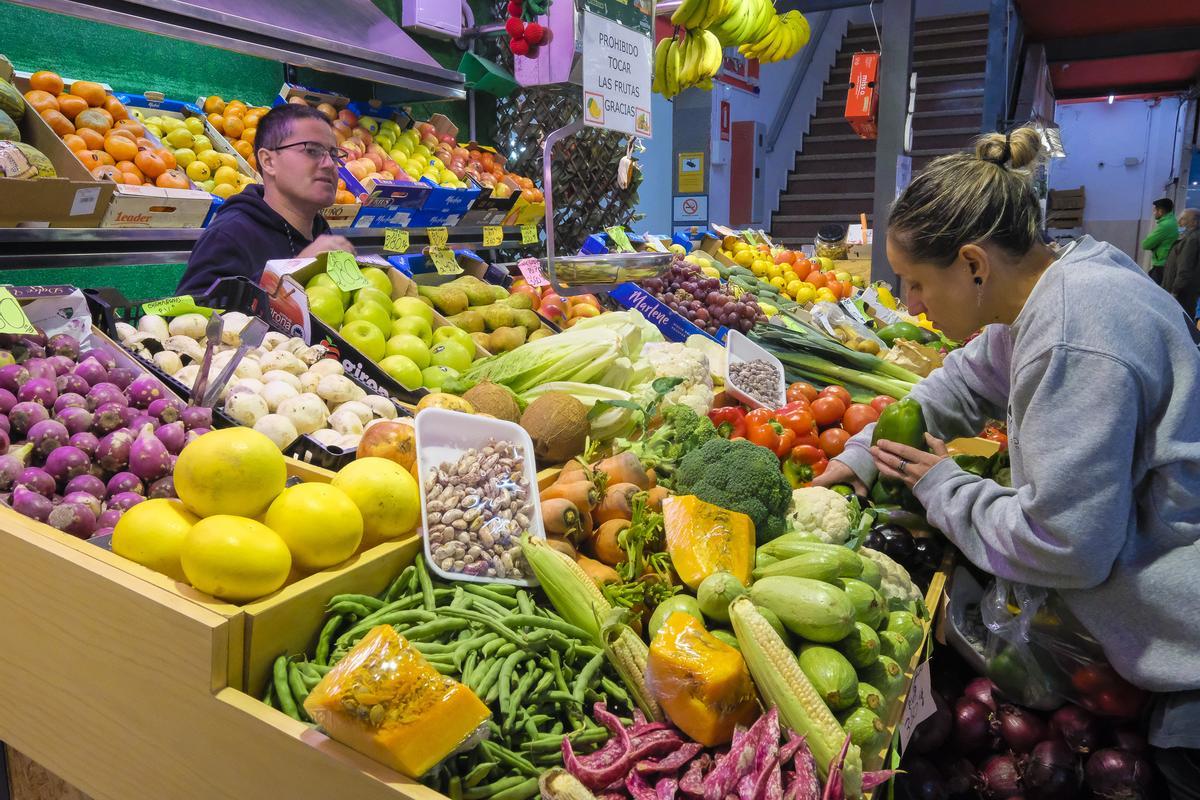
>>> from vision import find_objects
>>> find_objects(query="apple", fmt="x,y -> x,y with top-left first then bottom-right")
429,340 -> 472,373
339,320 -> 386,362
305,272 -> 348,305
364,152 -> 384,171
342,301 -> 392,336
391,316 -> 433,346
392,296 -> 434,324
539,295 -> 568,323
359,267 -> 393,297
354,286 -> 395,318
306,287 -> 344,327
569,303 -> 601,320
439,133 -> 456,145
510,285 -> 541,310
421,133 -> 439,149
360,117 -> 380,135
569,294 -> 601,308
337,109 -> 359,127
421,365 -> 458,390
356,420 -> 416,468
378,355 -> 422,389
386,334 -> 431,369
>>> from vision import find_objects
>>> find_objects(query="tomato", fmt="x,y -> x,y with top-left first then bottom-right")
810,396 -> 846,428
818,427 -> 851,458
791,444 -> 825,466
793,431 -> 820,450
870,395 -> 897,414
786,382 -> 818,403
842,403 -> 880,436
819,385 -> 852,407
775,402 -> 815,437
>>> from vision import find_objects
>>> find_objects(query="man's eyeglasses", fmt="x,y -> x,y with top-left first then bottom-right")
269,141 -> 349,162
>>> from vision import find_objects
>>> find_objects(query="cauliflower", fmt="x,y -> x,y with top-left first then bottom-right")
787,486 -> 854,544
636,342 -> 714,416
859,546 -> 924,608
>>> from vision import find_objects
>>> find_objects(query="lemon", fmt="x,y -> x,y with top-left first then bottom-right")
766,264 -> 783,280
751,260 -> 769,277
734,250 -> 754,267
786,279 -> 804,297
265,483 -> 363,571
174,428 -> 287,518
770,276 -> 788,290
331,457 -> 420,547
181,515 -> 292,602
111,498 -> 198,582
794,286 -> 817,304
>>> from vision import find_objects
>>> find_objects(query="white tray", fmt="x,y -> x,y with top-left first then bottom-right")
724,329 -> 786,410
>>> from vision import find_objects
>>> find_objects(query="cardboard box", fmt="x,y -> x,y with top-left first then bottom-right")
320,201 -> 361,228
271,82 -> 350,112
0,57 -> 114,227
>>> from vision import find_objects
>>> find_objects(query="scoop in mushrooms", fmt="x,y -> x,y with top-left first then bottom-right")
220,312 -> 251,346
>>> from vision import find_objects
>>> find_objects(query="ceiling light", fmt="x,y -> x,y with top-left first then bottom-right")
1108,95 -> 1115,104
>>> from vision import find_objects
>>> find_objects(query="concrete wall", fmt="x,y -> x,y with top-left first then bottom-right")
636,92 -> 676,233
1049,98 -> 1188,262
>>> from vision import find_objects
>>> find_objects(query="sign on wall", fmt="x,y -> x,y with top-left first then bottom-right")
678,152 -> 704,193
715,53 -> 760,95
673,195 -> 708,223
582,0 -> 653,138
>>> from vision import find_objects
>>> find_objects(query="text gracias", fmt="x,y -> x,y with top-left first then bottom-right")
595,31 -> 642,115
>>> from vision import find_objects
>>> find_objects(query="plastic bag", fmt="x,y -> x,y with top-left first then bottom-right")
303,624 -> 491,778
981,579 -> 1148,717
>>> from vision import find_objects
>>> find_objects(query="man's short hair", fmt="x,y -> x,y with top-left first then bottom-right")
256,103 -> 332,153
1153,198 -> 1175,214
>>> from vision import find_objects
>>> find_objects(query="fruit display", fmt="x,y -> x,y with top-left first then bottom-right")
409,116 -> 543,202
720,236 -> 860,304
112,312 -> 400,452
639,257 -> 767,336
505,279 -> 602,329
133,110 -> 255,198
427,274 -> 554,354
199,95 -> 268,171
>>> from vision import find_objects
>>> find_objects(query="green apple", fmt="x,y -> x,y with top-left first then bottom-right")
421,365 -> 459,390
392,295 -> 434,324
391,316 -> 433,346
360,267 -> 393,297
432,325 -> 475,354
306,287 -> 344,327
306,272 -> 348,306
429,340 -> 472,373
343,302 -> 392,337
386,334 -> 431,369
354,286 -> 395,318
339,320 -> 386,362
378,355 -> 422,390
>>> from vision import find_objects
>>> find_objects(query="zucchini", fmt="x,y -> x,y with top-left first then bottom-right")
754,551 -> 845,583
857,682 -> 885,713
836,622 -> 881,669
837,579 -> 886,629
886,610 -> 925,652
857,557 -> 882,590
697,571 -> 747,623
797,644 -> 859,711
859,655 -> 905,703
756,537 -> 863,577
749,575 -> 856,643
709,629 -> 740,651
839,706 -> 887,752
878,630 -> 913,665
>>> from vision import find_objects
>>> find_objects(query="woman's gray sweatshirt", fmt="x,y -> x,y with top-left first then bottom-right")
837,236 -> 1200,747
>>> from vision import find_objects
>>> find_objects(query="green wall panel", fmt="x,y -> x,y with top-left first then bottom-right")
0,264 -> 185,302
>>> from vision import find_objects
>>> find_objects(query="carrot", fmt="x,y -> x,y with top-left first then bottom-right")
591,519 -> 629,567
594,483 -> 639,525
541,498 -> 581,538
577,555 -> 620,586
646,468 -> 657,489
541,479 -> 599,510
645,486 -> 670,513
577,507 -> 595,542
545,536 -> 578,560
596,452 -> 649,490
558,459 -> 587,483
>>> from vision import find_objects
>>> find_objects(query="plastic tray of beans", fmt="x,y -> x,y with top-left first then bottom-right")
724,329 -> 786,410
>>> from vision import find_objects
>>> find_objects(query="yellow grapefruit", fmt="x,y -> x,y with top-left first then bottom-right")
111,498 -> 198,582
174,428 -> 286,518
264,483 -> 363,571
181,515 -> 292,602
331,457 -> 419,547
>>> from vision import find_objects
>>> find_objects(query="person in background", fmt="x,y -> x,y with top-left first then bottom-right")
1142,197 -> 1179,285
1163,208 -> 1199,322
815,127 -> 1200,798
177,103 -> 355,294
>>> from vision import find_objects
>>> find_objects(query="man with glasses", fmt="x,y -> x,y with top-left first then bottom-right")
178,103 -> 355,294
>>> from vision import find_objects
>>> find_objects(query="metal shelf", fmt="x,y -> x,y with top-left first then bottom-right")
0,226 -> 540,269
8,0 -> 467,100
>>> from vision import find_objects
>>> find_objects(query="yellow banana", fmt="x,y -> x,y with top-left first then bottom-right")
665,39 -> 681,97
652,36 -> 671,95
701,29 -> 723,78
700,0 -> 728,30
670,0 -> 701,27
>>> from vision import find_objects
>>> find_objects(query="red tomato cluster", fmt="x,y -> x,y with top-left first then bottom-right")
784,382 -> 896,460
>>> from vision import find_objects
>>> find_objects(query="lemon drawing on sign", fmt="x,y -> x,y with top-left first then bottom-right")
587,98 -> 602,118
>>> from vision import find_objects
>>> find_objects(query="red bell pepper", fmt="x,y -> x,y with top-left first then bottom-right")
745,408 -> 797,459
982,424 -> 1008,451
775,401 -> 817,438
708,407 -> 747,439
782,443 -> 828,488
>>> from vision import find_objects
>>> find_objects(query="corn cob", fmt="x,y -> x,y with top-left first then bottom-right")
521,535 -> 663,721
729,596 -> 863,799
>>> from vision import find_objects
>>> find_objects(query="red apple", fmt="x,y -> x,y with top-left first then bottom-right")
570,294 -> 601,308
364,152 -> 383,170
337,109 -> 359,127
415,122 -> 435,138
452,146 -> 470,160
353,127 -> 373,145
356,420 -> 416,469
421,133 -> 439,149
568,303 -> 601,319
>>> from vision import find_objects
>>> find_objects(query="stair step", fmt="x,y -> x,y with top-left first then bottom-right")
773,213 -> 875,224
786,175 -> 876,194
830,56 -> 985,81
844,24 -> 990,49
778,194 -> 876,216
837,43 -> 989,65
810,110 -> 981,130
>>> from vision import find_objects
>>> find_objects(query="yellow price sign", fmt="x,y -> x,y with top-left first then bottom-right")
384,229 -> 410,252
483,226 -> 504,247
606,226 -> 634,252
0,288 -> 36,335
325,251 -> 371,292
427,226 -> 449,247
428,246 -> 462,275
520,223 -> 539,245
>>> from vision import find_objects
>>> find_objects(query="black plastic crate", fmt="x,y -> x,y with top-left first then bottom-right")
86,277 -> 408,471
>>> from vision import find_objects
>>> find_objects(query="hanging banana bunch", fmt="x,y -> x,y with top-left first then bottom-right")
652,28 -> 724,99
738,9 -> 810,63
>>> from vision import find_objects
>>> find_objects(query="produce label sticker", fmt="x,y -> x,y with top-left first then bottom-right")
483,226 -> 504,247
141,295 -> 214,318
518,258 -> 549,287
325,251 -> 371,292
606,226 -> 635,253
427,226 -> 449,248
384,229 -> 410,253
520,223 -> 539,245
898,660 -> 935,755
0,288 -> 37,335
429,246 -> 463,275
581,10 -> 652,138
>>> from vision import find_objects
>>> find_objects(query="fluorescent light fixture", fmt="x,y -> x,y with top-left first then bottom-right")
1108,95 -> 1115,104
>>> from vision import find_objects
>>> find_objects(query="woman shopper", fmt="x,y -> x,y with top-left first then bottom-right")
815,126 -> 1200,797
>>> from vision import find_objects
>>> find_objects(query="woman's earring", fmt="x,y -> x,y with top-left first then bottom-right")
975,277 -> 984,307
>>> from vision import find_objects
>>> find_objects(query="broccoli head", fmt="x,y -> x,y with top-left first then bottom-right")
616,404 -> 718,487
674,437 -> 792,543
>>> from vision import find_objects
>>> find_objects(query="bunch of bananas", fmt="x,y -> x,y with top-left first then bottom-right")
738,9 -> 809,63
669,0 -> 732,30
709,0 -> 777,47
652,29 -> 723,99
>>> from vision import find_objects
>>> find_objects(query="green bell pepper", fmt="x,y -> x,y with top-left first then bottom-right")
871,397 -> 928,450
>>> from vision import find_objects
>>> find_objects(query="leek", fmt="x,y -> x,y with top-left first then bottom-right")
753,321 -> 923,385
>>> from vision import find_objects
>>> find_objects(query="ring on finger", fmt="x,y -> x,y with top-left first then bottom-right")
898,459 -> 909,474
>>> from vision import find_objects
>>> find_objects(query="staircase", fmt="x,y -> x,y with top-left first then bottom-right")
770,12 -> 990,246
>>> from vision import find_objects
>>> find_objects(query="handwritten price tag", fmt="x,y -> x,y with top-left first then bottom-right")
743,230 -> 759,246
0,288 -> 37,335
428,246 -> 463,275
520,223 -> 539,245
482,226 -> 504,247
606,226 -> 634,252
325,251 -> 371,292
141,295 -> 213,318
384,229 -> 410,253
427,226 -> 449,247
518,258 -> 549,287
898,660 -> 935,755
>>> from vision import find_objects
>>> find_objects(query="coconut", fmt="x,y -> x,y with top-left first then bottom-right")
462,381 -> 521,423
520,392 -> 589,464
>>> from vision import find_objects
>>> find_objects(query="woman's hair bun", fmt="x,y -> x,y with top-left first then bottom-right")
974,126 -> 1044,170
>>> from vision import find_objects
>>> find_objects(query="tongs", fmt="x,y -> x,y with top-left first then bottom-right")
189,312 -> 224,407
199,317 -> 270,408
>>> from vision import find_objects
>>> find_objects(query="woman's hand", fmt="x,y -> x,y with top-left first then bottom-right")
870,433 -> 949,490
298,234 -> 356,258
812,460 -> 868,495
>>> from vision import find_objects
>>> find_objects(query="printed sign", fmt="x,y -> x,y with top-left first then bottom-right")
672,195 -> 708,222
582,10 -> 652,138
678,152 -> 704,193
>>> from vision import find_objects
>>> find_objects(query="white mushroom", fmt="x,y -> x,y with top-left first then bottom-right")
261,381 -> 300,412
262,370 -> 302,391
253,413 -> 300,450
116,321 -> 139,343
298,345 -> 329,366
163,335 -> 205,361
298,371 -> 321,394
333,400 -> 373,426
152,350 -> 184,375
282,338 -> 310,356
175,364 -> 200,388
225,391 -> 269,427
316,374 -> 359,405
168,313 -> 208,340
137,314 -> 169,341
220,312 -> 251,346
277,393 -> 328,435
306,359 -> 344,378
361,395 -> 398,419
309,428 -> 342,447
327,408 -> 365,436
232,357 -> 263,382
261,332 -> 289,351
336,433 -> 363,450
259,350 -> 307,375
227,378 -> 265,397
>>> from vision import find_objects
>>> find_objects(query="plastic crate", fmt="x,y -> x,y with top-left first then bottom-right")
85,277 -> 408,471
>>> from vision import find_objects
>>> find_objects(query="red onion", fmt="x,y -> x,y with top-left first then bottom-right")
954,697 -> 994,754
909,691 -> 953,755
1049,705 -> 1101,754
1111,728 -> 1147,754
1085,749 -> 1153,800
998,705 -> 1047,754
1091,684 -> 1146,720
976,754 -> 1024,799
1022,739 -> 1079,799
964,676 -> 1000,711
940,757 -> 975,798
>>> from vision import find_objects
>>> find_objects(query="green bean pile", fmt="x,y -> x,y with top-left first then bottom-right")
263,557 -> 630,800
